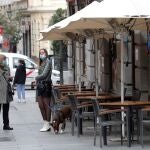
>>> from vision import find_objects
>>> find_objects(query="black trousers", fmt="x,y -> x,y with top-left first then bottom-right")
0,103 -> 10,127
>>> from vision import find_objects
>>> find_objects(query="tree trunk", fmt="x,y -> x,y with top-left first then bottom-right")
9,44 -> 17,53
59,41 -> 64,84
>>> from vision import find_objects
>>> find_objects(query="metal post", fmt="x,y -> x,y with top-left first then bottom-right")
59,41 -> 64,84
121,31 -> 125,138
95,39 -> 99,96
79,42 -> 82,92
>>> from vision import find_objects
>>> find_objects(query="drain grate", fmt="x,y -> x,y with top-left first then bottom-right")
0,137 -> 13,142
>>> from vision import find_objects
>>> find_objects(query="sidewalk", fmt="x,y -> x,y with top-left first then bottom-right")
0,90 -> 149,150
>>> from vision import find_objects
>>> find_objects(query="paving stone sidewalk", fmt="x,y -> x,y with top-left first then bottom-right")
0,90 -> 149,150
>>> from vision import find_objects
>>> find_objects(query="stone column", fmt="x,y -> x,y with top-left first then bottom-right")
99,38 -> 111,92
65,40 -> 74,84
85,38 -> 95,87
134,31 -> 149,100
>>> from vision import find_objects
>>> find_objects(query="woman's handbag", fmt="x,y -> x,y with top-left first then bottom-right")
37,81 -> 46,92
8,82 -> 14,96
2,75 -> 14,102
7,82 -> 14,101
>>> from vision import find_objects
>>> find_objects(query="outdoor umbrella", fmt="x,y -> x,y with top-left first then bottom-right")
40,32 -> 69,41
59,0 -> 150,31
40,24 -> 69,41
55,0 -> 150,138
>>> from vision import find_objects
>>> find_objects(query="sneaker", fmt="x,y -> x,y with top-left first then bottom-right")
40,121 -> 51,132
17,99 -> 21,103
22,99 -> 26,103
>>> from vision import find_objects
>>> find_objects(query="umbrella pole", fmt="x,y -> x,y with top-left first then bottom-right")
121,31 -> 125,138
95,39 -> 99,96
79,42 -> 82,92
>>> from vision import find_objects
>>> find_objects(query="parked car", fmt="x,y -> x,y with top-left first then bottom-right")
0,52 -> 60,89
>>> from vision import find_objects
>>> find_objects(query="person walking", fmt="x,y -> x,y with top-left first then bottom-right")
0,54 -> 13,130
36,49 -> 52,132
13,59 -> 26,103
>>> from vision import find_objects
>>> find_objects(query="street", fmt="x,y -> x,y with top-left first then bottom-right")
0,90 -> 99,150
0,90 -> 148,150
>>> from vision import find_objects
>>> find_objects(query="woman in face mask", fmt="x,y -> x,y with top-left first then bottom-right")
36,49 -> 52,132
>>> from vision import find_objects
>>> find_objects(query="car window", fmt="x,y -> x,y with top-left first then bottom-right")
13,57 -> 34,69
24,59 -> 34,69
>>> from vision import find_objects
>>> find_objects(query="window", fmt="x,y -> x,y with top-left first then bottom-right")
13,58 -> 35,69
24,59 -> 34,69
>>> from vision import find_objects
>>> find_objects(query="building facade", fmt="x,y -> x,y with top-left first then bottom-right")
0,0 -> 67,60
28,0 -> 67,59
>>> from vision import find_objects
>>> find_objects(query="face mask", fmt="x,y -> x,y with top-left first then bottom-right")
40,54 -> 46,61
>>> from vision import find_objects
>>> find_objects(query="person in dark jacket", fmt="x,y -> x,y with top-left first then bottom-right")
13,59 -> 26,103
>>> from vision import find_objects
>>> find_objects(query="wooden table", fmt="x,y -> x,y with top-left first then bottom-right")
75,91 -> 109,97
75,92 -> 96,96
60,89 -> 94,96
100,101 -> 150,107
53,86 -> 76,90
76,95 -> 130,102
99,100 -> 150,147
53,84 -> 76,88
75,95 -> 130,136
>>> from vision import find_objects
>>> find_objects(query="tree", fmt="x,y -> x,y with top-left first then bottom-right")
49,8 -> 67,84
0,11 -> 22,52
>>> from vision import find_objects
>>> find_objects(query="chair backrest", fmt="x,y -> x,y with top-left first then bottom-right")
54,87 -> 61,99
132,89 -> 141,101
91,98 -> 100,116
68,94 -> 78,111
124,88 -> 127,97
51,87 -> 60,111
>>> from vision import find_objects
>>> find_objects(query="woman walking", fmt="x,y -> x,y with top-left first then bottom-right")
0,54 -> 13,130
13,59 -> 26,103
36,49 -> 52,132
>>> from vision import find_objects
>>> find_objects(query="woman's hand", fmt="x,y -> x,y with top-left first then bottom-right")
8,76 -> 13,82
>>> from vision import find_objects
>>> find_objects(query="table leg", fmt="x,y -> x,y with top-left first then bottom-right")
103,126 -> 107,145
103,114 -> 108,145
137,109 -> 141,143
126,106 -> 131,147
79,108 -> 83,135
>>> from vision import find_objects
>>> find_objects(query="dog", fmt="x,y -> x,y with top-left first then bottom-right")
50,106 -> 72,134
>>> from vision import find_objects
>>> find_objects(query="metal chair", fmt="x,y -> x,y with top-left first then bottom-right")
67,94 -> 93,137
51,87 -> 67,111
130,89 -> 141,141
91,98 -> 126,148
139,106 -> 150,147
132,89 -> 141,101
